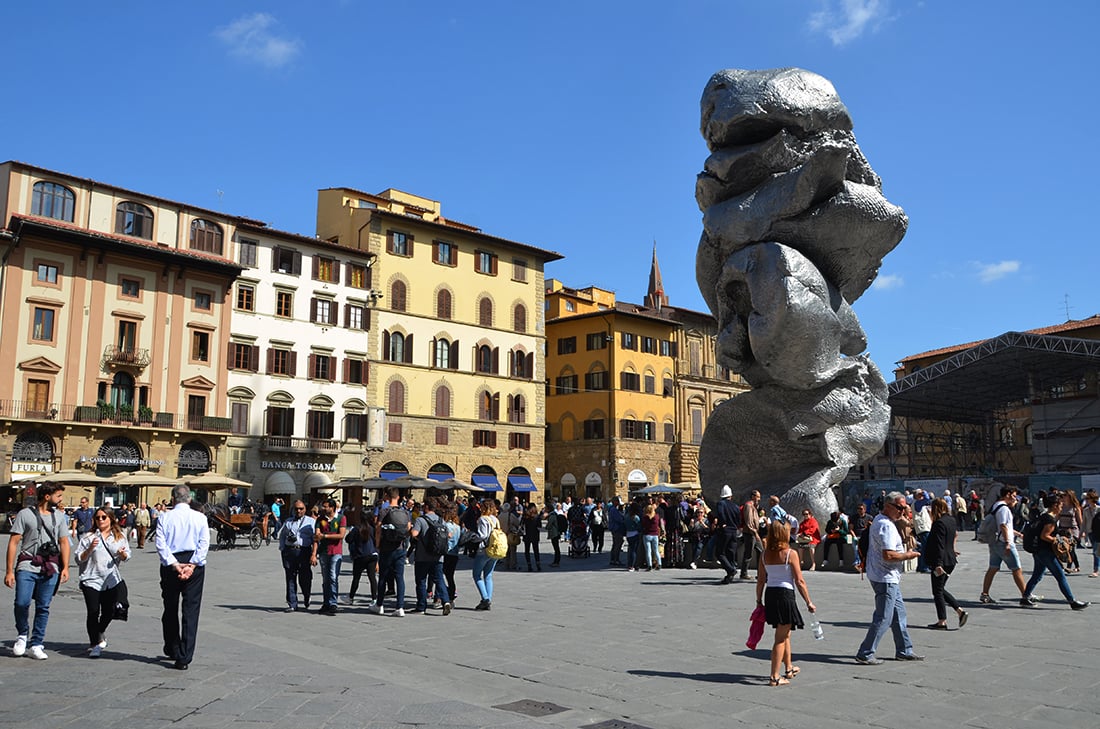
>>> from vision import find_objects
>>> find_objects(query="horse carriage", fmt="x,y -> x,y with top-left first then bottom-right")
203,502 -> 271,550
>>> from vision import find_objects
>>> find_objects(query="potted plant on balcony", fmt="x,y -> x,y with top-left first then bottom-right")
118,403 -> 134,423
97,400 -> 116,422
138,405 -> 154,424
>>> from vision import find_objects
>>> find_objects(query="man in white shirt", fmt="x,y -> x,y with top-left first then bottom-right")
855,491 -> 923,665
979,485 -> 1031,605
155,484 -> 209,670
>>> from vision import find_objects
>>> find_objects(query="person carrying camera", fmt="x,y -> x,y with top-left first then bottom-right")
5,483 -> 71,660
278,500 -> 316,612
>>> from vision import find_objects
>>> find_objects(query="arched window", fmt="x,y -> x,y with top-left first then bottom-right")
388,381 -> 406,414
513,304 -> 526,333
391,280 -> 407,312
434,338 -> 451,368
435,385 -> 451,417
31,181 -> 75,222
111,372 -> 135,409
387,332 -> 405,362
508,394 -> 526,423
437,289 -> 452,320
476,344 -> 496,374
115,201 -> 154,239
189,219 -> 224,255
479,297 -> 493,327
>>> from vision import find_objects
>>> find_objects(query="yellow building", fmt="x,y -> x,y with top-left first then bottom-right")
315,187 -> 561,500
0,161 -> 243,507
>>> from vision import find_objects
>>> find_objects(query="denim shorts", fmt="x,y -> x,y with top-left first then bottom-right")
987,540 -> 1022,571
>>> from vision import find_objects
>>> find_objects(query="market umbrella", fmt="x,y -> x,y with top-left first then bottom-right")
113,470 -> 181,487
386,475 -> 435,490
36,469 -> 114,486
632,484 -> 683,495
181,471 -> 251,491
433,478 -> 484,492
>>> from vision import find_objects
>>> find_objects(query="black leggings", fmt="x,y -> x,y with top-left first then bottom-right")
349,555 -> 378,600
930,569 -> 961,621
524,539 -> 541,566
80,582 -> 118,646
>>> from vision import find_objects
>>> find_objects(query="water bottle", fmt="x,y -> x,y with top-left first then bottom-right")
810,618 -> 824,640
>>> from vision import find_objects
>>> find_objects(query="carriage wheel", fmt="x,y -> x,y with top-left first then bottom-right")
249,527 -> 262,550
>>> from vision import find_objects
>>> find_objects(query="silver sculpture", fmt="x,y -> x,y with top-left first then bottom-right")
696,68 -> 907,519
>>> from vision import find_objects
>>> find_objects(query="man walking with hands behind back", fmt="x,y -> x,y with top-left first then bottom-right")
155,484 -> 209,670
855,491 -> 924,665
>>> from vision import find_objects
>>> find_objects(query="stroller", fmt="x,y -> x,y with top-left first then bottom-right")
568,508 -> 590,558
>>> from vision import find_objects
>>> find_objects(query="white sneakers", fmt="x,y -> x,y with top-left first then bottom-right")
392,608 -> 405,617
28,645 -> 47,660
88,645 -> 102,658
12,635 -> 27,657
367,603 -> 384,615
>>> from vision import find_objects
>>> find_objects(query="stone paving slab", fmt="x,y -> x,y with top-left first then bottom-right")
2,537 -> 1099,727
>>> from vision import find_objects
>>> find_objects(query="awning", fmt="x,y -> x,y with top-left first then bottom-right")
471,474 -> 502,491
379,470 -> 410,480
507,475 -> 537,492
427,472 -> 453,482
302,472 -> 333,491
264,471 -> 297,495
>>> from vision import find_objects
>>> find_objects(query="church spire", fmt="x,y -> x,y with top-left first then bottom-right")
645,240 -> 668,311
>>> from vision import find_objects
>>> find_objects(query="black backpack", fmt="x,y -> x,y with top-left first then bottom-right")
423,515 -> 450,557
379,507 -> 410,549
1022,519 -> 1043,554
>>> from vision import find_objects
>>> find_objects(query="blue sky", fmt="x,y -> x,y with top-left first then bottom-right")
4,1 -> 1097,373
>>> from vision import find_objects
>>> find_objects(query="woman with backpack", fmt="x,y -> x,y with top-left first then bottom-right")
1022,494 -> 1090,610
1057,491 -> 1084,573
472,499 -> 503,610
345,512 -> 378,605
924,498 -> 967,630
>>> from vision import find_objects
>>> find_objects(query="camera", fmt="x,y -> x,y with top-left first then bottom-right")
285,531 -> 298,547
37,541 -> 60,559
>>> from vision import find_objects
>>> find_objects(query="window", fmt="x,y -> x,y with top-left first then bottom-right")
266,406 -> 294,437
307,410 -> 335,440
660,339 -> 678,357
36,264 -> 58,284
620,372 -> 640,391
565,300 -> 576,312
31,181 -> 74,222
512,258 -> 528,282
583,419 -> 605,439
194,291 -> 212,310
473,429 -> 497,448
476,345 -> 497,374
664,422 -> 675,443
115,202 -> 154,239
189,219 -> 223,255
346,263 -> 368,289
555,375 -> 578,394
587,332 -> 608,350
507,394 -> 526,423
434,339 -> 452,369
345,413 -> 368,441
309,353 -> 336,381
510,350 -> 532,378
436,426 -> 449,445
313,256 -> 339,283
388,381 -> 406,414
557,337 -> 577,355
384,331 -> 412,363
191,331 -> 210,362
345,304 -> 366,330
513,304 -> 527,333
663,377 -> 674,397
187,395 -> 206,429
238,239 -> 257,268
344,358 -> 367,385
387,231 -> 411,256
267,348 -> 296,376
117,320 -> 137,352
641,336 -> 657,354
479,391 -> 500,421
437,289 -> 452,320
433,240 -> 455,266
229,343 -> 259,371
509,432 -> 531,450
236,284 -> 255,311
644,375 -> 656,394
435,386 -> 452,417
231,403 -> 250,435
388,422 -> 403,443
620,419 -> 655,441
121,278 -> 140,297
32,307 -> 55,342
689,341 -> 701,375
475,250 -> 498,275
585,371 -> 608,391
621,332 -> 637,350
276,291 -> 293,318
311,298 -> 337,325
272,247 -> 302,275
391,280 -> 407,312
1000,426 -> 1014,446
27,379 -> 50,416
691,409 -> 704,445
478,298 -> 493,327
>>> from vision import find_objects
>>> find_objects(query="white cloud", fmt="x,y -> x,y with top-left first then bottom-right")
975,260 -> 1021,283
214,13 -> 302,68
871,273 -> 903,291
808,0 -> 887,46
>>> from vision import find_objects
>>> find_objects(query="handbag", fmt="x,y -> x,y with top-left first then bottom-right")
746,604 -> 766,649
113,579 -> 130,621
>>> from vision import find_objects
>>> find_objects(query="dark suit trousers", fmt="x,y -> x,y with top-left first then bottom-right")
161,564 -> 205,665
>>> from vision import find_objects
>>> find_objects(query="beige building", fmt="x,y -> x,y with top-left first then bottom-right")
0,162 -> 243,506
316,187 -> 561,500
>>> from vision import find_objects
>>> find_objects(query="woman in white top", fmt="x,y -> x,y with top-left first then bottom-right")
76,506 -> 129,657
755,519 -> 815,686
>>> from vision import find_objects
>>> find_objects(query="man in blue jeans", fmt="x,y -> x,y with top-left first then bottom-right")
368,488 -> 409,617
856,491 -> 924,665
5,483 -> 70,660
313,498 -> 346,616
409,497 -> 452,615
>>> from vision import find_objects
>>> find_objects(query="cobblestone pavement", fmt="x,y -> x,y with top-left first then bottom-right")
1,535 -> 1098,728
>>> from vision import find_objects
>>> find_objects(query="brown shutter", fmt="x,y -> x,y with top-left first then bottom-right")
329,303 -> 337,325
507,350 -> 514,376
491,393 -> 500,421
344,304 -> 350,327
492,347 -> 499,374
265,407 -> 275,435
451,340 -> 459,369
266,348 -> 275,374
308,354 -> 316,379
288,351 -> 297,377
404,334 -> 414,363
328,356 -> 336,381
526,352 -> 534,379
432,241 -> 440,263
226,343 -> 235,369
292,251 -> 302,275
332,259 -> 340,281
251,345 -> 260,372
271,247 -> 281,272
310,298 -> 318,322
343,358 -> 350,383
383,331 -> 391,360
311,255 -> 319,279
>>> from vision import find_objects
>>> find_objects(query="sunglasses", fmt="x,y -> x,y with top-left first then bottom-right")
95,515 -> 109,521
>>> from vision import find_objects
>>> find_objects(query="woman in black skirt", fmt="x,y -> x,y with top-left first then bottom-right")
755,519 -> 816,685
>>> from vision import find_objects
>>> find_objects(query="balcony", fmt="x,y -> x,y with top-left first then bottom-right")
0,400 -> 232,433
260,436 -> 342,454
103,345 -> 150,369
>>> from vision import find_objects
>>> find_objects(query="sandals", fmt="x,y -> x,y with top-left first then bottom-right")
785,666 -> 800,679
768,676 -> 791,686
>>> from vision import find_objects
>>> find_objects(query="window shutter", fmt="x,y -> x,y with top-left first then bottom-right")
386,232 -> 394,254
491,255 -> 498,275
491,393 -> 500,421
292,251 -> 302,275
329,303 -> 337,325
620,372 -> 628,389
226,343 -> 235,369
265,407 -> 275,435
507,350 -> 514,376
407,233 -> 414,253
327,356 -> 336,381
332,259 -> 340,281
344,304 -> 350,327
343,358 -> 350,383
288,351 -> 297,377
671,341 -> 678,357
383,331 -> 391,361
310,298 -> 318,322
526,352 -> 534,379
250,345 -> 260,372
492,347 -> 499,374
308,354 -> 316,378
271,247 -> 281,272
311,256 -> 319,279
266,348 -> 275,374
451,339 -> 459,369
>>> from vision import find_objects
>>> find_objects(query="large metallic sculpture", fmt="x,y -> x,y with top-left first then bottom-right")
696,68 -> 907,518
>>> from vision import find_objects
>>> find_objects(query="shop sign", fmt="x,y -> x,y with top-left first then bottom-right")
10,461 -> 53,474
261,461 -> 337,472
79,456 -> 166,467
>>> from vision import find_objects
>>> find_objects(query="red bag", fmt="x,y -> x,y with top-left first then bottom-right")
746,605 -> 766,649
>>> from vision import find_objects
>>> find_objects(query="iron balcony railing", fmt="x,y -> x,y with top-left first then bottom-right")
103,345 -> 151,368
260,436 -> 342,453
0,400 -> 232,433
